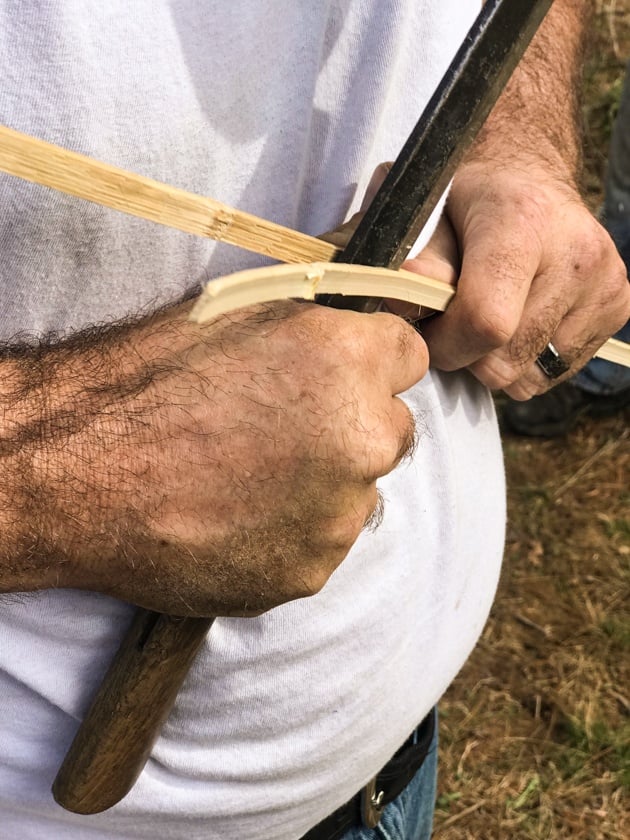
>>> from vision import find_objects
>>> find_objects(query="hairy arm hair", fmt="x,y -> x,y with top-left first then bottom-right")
470,0 -> 592,183
0,302 -> 197,594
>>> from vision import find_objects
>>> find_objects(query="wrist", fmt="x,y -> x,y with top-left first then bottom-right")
448,158 -> 582,228
463,0 -> 590,193
459,124 -> 582,193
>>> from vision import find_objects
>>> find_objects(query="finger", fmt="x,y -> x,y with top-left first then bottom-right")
359,162 -> 393,211
318,213 -> 362,249
410,211 -> 461,276
386,214 -> 459,320
502,308 -> 629,400
368,311 -> 430,394
357,396 -> 418,482
465,261 -> 571,391
305,483 -> 386,585
422,213 -> 543,370
469,229 -> 630,396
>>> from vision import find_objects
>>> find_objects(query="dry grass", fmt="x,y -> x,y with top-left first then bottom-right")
433,4 -> 630,838
435,414 -> 629,839
582,1 -> 630,206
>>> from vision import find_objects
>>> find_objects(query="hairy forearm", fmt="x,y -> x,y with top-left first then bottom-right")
0,296 -> 427,614
0,356 -> 42,590
469,0 -> 593,183
0,313 -> 177,594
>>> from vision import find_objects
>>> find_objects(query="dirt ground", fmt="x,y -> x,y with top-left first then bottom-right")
432,3 -> 630,838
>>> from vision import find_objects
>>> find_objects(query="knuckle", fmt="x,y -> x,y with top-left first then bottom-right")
477,370 -> 510,391
266,551 -> 342,604
605,254 -> 630,299
502,379 -> 542,402
291,567 -> 332,599
318,493 -> 375,552
393,316 -> 425,358
572,223 -> 623,281
302,573 -> 329,598
465,304 -> 518,350
302,545 -> 354,596
324,320 -> 371,371
327,529 -> 359,561
355,416 -> 415,480
591,222 -> 618,262
393,403 -> 418,463
400,321 -> 429,367
376,312 -> 427,359
505,191 -> 549,237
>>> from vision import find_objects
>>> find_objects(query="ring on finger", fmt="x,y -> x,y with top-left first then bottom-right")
536,341 -> 570,380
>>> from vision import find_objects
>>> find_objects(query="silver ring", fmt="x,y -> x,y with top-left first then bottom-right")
536,341 -> 570,380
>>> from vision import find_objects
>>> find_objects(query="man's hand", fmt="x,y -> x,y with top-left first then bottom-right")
415,165 -> 630,399
0,300 -> 427,616
407,0 -> 630,400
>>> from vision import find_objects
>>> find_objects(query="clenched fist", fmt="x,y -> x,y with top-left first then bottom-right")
3,298 -> 428,616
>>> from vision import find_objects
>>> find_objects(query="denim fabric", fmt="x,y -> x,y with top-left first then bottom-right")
339,720 -> 438,840
575,62 -> 630,395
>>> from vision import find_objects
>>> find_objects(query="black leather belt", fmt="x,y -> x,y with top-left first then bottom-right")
300,708 -> 436,840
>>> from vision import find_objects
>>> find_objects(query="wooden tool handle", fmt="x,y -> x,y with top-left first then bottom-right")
52,609 -> 214,814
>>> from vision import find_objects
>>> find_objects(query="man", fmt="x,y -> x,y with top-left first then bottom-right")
0,2 -> 628,840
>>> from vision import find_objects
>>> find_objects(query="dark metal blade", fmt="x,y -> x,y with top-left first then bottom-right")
323,0 -> 554,312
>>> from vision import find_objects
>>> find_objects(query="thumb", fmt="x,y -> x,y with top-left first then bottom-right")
385,213 -> 459,321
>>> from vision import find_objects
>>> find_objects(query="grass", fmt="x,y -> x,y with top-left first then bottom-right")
432,4 -> 630,837
434,413 -> 630,839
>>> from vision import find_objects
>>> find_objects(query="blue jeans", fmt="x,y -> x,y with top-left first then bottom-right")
577,61 -> 630,395
340,719 -> 438,840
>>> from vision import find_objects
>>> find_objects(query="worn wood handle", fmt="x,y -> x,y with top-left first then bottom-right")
52,610 -> 214,814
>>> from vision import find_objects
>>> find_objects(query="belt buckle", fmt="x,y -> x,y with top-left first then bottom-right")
360,777 -> 385,829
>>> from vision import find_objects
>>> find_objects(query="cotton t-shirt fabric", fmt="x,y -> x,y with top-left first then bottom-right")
0,2 -> 504,839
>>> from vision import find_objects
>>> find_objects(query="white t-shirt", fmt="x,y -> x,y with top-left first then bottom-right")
0,2 -> 504,838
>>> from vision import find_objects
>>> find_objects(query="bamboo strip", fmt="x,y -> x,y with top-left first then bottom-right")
190,264 -> 630,371
594,337 -> 630,367
190,262 -> 455,322
0,124 -> 336,265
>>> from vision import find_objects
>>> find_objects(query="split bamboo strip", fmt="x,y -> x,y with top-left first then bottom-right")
190,262 -> 455,322
0,124 -> 335,265
191,263 -> 630,371
594,337 -> 630,367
